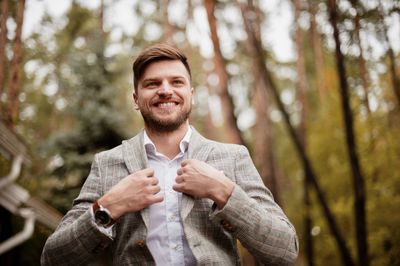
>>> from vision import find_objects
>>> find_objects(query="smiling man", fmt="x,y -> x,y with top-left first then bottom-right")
41,43 -> 298,266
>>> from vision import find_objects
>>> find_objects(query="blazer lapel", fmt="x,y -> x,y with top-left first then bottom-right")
122,130 -> 151,229
181,128 -> 214,221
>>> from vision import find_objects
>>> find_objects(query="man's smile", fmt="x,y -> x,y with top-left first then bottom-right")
152,100 -> 180,110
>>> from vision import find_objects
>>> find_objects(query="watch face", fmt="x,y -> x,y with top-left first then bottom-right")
95,210 -> 110,225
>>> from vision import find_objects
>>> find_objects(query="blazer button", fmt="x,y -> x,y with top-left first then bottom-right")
135,239 -> 146,248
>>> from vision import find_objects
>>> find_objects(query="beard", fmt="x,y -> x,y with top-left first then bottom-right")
140,106 -> 191,133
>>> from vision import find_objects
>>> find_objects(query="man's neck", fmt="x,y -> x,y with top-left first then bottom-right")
145,123 -> 189,159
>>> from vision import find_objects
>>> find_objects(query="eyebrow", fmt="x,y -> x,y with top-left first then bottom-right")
142,76 -> 186,83
142,78 -> 160,83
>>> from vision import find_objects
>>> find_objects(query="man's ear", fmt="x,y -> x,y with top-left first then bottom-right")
133,92 -> 139,110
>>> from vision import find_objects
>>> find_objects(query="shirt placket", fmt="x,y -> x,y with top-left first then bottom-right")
165,157 -> 185,266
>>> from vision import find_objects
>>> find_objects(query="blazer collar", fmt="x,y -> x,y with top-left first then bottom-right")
187,127 -> 213,161
122,129 -> 148,174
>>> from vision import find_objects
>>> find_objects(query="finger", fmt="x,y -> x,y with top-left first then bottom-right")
153,194 -> 164,203
181,160 -> 189,167
177,168 -> 183,175
175,175 -> 184,183
148,185 -> 161,194
147,177 -> 159,185
141,168 -> 155,176
172,183 -> 183,192
149,194 -> 164,204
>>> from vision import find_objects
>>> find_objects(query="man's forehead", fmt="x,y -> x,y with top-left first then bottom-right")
141,60 -> 190,80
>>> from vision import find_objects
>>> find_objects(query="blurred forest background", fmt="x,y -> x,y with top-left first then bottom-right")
0,0 -> 399,265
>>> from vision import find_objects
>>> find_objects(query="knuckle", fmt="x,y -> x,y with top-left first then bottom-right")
145,195 -> 154,203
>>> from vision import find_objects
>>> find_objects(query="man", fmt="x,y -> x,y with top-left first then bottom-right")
41,43 -> 298,265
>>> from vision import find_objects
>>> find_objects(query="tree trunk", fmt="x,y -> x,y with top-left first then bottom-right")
308,0 -> 327,104
98,0 -> 107,78
294,0 -> 307,146
246,0 -> 281,206
240,2 -> 355,265
350,0 -> 371,114
0,0 -> 9,117
252,76 -> 281,206
379,1 -> 400,109
204,0 -> 245,145
162,0 -> 174,43
100,0 -> 105,36
7,0 -> 25,126
328,1 -> 369,265
294,0 -> 314,265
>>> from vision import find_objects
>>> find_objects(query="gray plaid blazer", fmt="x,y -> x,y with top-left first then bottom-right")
41,128 -> 298,265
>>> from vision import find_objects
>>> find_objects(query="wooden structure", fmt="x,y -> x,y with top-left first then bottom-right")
0,119 -> 62,255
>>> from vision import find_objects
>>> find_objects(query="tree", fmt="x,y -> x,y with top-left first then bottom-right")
240,2 -> 355,265
0,0 -> 9,116
328,0 -> 369,265
204,0 -> 245,145
378,0 -> 400,109
308,0 -> 327,105
34,2 -> 132,212
349,0 -> 371,114
246,0 -> 281,206
293,0 -> 313,264
162,0 -> 174,43
7,0 -> 25,126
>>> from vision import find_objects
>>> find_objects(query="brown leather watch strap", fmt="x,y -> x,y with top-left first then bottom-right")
92,200 -> 101,213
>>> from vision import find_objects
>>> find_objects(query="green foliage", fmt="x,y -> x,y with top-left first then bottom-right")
16,2 -> 143,216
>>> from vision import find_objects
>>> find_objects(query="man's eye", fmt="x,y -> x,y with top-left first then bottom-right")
145,82 -> 158,87
173,80 -> 184,85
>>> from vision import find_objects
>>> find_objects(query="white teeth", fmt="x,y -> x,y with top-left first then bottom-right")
158,102 -> 175,107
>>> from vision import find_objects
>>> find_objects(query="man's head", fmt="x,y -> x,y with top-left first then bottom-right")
132,44 -> 194,133
133,43 -> 192,93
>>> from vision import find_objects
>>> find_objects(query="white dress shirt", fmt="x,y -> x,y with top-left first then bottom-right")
144,127 -> 196,266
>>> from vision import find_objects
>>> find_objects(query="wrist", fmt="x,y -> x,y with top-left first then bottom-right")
97,195 -> 121,220
212,180 -> 234,209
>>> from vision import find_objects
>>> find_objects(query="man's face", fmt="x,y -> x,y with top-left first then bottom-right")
134,60 -> 193,132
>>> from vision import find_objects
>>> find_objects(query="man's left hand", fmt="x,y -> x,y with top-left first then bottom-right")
173,159 -> 234,209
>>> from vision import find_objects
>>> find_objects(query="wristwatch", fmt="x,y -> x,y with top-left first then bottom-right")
93,200 -> 116,228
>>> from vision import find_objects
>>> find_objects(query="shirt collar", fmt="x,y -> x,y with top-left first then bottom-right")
143,126 -> 192,156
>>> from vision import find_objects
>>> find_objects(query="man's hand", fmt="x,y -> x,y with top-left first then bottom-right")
173,159 -> 234,209
97,168 -> 163,220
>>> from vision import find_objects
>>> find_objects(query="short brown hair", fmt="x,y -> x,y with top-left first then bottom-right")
133,43 -> 192,92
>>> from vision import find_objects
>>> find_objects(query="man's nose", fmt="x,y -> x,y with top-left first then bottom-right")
157,81 -> 173,96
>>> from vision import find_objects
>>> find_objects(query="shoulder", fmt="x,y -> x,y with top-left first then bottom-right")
195,133 -> 249,160
95,144 -> 124,164
208,139 -> 247,155
191,127 -> 248,155
94,132 -> 142,166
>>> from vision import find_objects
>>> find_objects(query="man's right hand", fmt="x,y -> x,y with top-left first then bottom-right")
97,168 -> 163,220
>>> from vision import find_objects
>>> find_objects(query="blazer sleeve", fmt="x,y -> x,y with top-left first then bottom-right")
209,145 -> 299,265
41,154 -> 114,266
